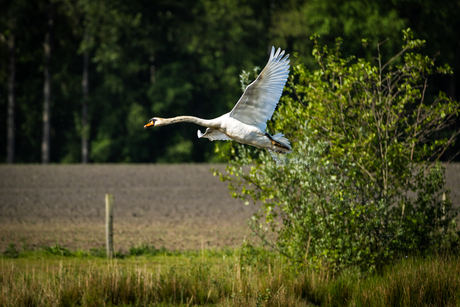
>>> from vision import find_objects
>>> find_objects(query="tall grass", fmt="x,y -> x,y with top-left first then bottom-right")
355,255 -> 460,306
1,246 -> 459,306
0,247 -> 309,307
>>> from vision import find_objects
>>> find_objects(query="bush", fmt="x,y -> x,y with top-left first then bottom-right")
2,243 -> 20,258
41,244 -> 73,256
217,29 -> 460,272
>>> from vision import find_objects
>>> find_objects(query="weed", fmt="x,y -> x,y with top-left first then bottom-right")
41,244 -> 72,256
3,243 -> 19,258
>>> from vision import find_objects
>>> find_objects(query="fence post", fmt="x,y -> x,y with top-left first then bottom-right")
105,194 -> 114,259
442,192 -> 446,221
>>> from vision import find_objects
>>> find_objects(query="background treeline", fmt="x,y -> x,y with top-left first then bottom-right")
1,0 -> 459,163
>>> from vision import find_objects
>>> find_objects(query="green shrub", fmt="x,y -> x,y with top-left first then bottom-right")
128,244 -> 168,256
217,29 -> 460,272
2,243 -> 20,258
41,244 -> 73,256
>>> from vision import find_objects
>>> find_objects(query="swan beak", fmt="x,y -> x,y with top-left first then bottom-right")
144,119 -> 155,128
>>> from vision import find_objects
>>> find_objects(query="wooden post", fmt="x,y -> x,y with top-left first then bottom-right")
105,194 -> 114,259
442,192 -> 446,221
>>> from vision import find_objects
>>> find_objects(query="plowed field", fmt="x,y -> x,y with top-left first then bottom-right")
1,164 -> 459,252
0,164 -> 257,252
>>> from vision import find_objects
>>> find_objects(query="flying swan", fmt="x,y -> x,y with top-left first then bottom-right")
144,47 -> 292,154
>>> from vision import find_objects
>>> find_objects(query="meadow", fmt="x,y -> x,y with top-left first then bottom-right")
1,246 -> 460,306
1,164 -> 460,306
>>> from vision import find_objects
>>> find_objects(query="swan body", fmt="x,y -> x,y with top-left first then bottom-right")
145,47 -> 292,153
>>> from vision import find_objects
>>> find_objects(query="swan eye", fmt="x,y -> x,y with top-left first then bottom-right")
144,118 -> 157,128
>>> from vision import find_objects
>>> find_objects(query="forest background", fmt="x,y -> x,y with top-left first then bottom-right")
1,0 -> 459,164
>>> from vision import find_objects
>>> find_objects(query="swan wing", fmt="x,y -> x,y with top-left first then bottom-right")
230,47 -> 290,131
197,128 -> 232,141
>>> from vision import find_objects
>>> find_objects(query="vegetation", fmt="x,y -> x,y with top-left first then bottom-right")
1,0 -> 459,163
217,31 -> 460,272
1,244 -> 460,306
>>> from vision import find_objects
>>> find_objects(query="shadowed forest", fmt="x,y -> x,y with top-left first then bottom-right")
1,0 -> 459,163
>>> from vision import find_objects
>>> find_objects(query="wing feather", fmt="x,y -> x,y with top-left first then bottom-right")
197,128 -> 232,141
230,47 -> 290,131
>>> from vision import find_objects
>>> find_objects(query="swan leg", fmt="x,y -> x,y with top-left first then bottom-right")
265,133 -> 291,151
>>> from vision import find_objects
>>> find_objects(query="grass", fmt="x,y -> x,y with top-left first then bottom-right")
1,244 -> 459,306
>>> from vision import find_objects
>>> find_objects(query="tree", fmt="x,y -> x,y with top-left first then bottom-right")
41,0 -> 54,164
268,0 -> 460,160
218,31 -> 460,272
2,0 -> 458,164
1,3 -> 19,164
269,0 -> 406,68
1,0 -> 32,163
57,0 -> 96,163
6,20 -> 15,164
81,30 -> 89,163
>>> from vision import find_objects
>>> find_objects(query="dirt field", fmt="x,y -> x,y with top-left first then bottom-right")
1,163 -> 459,253
0,164 -> 258,252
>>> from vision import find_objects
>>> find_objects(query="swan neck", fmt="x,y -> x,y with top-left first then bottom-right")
164,116 -> 216,128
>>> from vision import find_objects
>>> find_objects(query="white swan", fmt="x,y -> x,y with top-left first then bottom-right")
144,47 -> 292,154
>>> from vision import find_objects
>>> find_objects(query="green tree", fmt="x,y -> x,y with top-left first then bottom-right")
1,12 -> 17,163
269,0 -> 406,68
218,31 -> 460,272
58,0 -> 96,163
0,0 -> 47,163
269,0 -> 460,159
2,0 -> 458,164
139,0 -> 273,162
41,0 -> 54,164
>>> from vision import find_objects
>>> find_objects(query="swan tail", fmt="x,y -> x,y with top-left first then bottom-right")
269,133 -> 292,154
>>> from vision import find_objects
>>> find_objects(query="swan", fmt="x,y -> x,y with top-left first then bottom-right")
144,47 -> 292,154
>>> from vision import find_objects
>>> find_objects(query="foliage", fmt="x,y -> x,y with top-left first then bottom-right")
1,0 -> 459,163
270,0 -> 407,68
41,244 -> 73,256
128,244 -> 171,257
218,31 -> 460,272
2,243 -> 19,258
0,242 -> 221,260
0,0 -> 273,163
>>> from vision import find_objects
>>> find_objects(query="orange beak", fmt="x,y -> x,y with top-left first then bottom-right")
144,119 -> 155,128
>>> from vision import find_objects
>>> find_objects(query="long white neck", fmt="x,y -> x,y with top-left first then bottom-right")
159,116 -> 219,128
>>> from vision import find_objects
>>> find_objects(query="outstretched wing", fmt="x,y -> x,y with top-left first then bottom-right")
229,47 -> 290,131
197,128 -> 232,141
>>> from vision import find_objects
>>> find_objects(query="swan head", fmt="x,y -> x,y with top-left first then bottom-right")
144,117 -> 165,128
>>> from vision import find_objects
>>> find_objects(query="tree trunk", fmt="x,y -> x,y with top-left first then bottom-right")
82,46 -> 89,163
42,1 -> 53,164
7,28 -> 15,164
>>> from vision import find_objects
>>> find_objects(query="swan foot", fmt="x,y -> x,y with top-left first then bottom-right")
265,133 -> 291,151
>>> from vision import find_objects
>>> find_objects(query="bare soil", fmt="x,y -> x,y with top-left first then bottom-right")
0,163 -> 459,253
0,164 -> 257,252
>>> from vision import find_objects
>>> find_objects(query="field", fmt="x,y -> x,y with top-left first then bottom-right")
0,163 -> 459,254
0,164 -> 259,253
